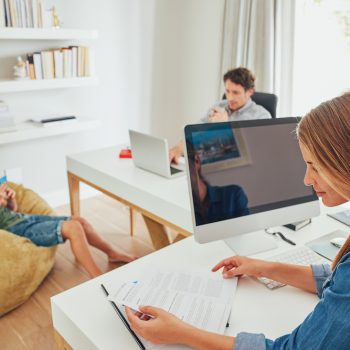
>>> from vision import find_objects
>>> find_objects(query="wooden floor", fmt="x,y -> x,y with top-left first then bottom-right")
0,195 -> 160,350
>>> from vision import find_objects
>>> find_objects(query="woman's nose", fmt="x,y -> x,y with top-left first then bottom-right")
304,168 -> 313,187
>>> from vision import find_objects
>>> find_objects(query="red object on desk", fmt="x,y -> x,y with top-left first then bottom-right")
119,149 -> 132,158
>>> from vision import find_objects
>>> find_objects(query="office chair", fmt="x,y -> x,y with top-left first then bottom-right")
222,91 -> 278,118
251,92 -> 278,118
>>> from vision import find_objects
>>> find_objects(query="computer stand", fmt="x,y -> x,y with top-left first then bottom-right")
224,230 -> 278,256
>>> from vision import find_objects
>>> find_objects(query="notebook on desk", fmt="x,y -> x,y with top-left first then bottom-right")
129,130 -> 185,179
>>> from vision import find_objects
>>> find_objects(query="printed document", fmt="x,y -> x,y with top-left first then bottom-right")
103,269 -> 237,335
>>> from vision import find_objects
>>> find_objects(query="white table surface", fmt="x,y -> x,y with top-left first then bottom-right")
52,203 -> 350,350
66,146 -> 193,233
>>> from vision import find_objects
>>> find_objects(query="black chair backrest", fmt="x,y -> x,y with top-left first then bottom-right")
222,91 -> 278,118
251,92 -> 277,118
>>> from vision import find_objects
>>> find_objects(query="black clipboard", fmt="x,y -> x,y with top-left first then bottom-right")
101,284 -> 146,350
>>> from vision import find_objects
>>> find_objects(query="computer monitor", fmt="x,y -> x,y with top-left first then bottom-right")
183,118 -> 320,255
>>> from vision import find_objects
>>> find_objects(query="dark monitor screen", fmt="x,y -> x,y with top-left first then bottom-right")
184,118 -> 317,227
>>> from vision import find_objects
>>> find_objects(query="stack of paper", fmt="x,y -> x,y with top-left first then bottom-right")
103,269 -> 237,337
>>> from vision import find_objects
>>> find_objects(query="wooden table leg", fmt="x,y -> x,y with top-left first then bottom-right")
172,233 -> 186,243
54,329 -> 73,350
67,172 -> 80,217
142,215 -> 171,250
130,208 -> 134,236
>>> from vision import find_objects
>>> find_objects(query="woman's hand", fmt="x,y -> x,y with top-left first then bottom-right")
212,255 -> 270,279
125,305 -> 194,345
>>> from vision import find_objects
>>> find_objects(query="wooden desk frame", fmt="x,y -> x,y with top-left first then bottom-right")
67,171 -> 190,250
54,330 -> 73,350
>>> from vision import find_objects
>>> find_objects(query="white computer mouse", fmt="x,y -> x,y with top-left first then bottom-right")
330,237 -> 346,248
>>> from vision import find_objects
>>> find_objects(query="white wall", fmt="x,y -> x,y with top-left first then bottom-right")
0,0 -> 156,205
0,0 -> 225,206
149,0 -> 225,145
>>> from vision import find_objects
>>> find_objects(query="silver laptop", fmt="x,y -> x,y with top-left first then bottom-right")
129,130 -> 185,178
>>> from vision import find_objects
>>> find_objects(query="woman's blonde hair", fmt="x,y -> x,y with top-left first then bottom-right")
296,92 -> 350,269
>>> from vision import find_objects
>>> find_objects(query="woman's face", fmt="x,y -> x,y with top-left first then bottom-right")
299,142 -> 348,207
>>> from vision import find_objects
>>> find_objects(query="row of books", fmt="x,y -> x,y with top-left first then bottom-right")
25,46 -> 92,80
0,0 -> 51,28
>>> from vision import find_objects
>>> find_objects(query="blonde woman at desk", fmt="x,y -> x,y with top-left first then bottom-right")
126,93 -> 350,350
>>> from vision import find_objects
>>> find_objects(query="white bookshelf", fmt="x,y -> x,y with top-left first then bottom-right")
0,27 -> 99,144
0,28 -> 98,40
0,119 -> 100,145
0,77 -> 98,93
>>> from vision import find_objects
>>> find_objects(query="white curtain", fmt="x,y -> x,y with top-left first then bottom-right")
219,0 -> 295,116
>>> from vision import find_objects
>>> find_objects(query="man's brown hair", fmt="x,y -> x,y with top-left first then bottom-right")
223,67 -> 255,91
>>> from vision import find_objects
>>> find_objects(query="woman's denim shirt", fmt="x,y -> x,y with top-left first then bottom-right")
234,252 -> 350,350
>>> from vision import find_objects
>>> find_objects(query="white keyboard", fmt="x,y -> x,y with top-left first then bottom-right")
258,245 -> 329,290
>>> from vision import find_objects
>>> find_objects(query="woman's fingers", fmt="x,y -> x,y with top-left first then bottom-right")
125,307 -> 139,325
223,267 -> 241,278
212,257 -> 238,272
134,311 -> 143,318
139,305 -> 161,317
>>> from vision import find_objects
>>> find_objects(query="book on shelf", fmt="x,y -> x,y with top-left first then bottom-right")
0,1 -> 5,27
0,0 -> 47,28
53,50 -> 63,79
32,52 -> 43,80
70,46 -> 78,78
29,115 -> 78,127
27,54 -> 36,79
41,50 -> 55,79
23,47 -> 92,81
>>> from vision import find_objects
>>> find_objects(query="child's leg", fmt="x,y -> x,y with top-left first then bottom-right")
61,220 -> 102,278
72,216 -> 136,263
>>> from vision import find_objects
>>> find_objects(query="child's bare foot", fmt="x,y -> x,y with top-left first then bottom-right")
108,249 -> 137,263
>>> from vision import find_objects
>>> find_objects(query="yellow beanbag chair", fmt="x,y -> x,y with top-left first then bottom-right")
0,182 -> 57,316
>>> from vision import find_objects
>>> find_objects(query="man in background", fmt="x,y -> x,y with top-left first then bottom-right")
169,67 -> 271,163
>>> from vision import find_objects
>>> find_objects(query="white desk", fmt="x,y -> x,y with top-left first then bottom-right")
66,146 -> 192,249
52,206 -> 350,350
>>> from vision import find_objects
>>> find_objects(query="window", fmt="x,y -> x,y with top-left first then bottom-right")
292,0 -> 350,115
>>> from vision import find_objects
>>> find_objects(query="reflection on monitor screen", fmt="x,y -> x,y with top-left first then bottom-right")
184,118 -> 320,255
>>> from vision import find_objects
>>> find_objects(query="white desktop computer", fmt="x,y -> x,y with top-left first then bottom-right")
183,118 -> 320,256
